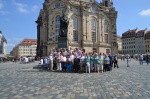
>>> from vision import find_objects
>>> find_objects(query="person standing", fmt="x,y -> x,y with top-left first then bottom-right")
145,54 -> 150,65
79,54 -> 85,73
56,54 -> 61,71
85,54 -> 91,73
60,54 -> 67,72
126,54 -> 131,67
99,53 -> 104,72
108,54 -> 113,70
49,54 -> 53,71
66,54 -> 73,72
104,55 -> 110,72
73,55 -> 80,72
139,54 -> 143,65
94,53 -> 100,73
113,55 -> 119,68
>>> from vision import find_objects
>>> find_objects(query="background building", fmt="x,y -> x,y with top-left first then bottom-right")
0,31 -> 7,56
145,31 -> 150,54
122,28 -> 149,55
135,29 -> 147,54
10,39 -> 37,57
117,35 -> 122,54
36,0 -> 118,57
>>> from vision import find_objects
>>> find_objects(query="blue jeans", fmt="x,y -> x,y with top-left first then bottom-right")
139,60 -> 143,65
127,60 -> 130,66
66,63 -> 72,71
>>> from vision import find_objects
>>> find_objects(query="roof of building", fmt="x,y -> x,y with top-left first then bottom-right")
19,38 -> 37,46
145,31 -> 150,40
122,28 -> 149,39
122,28 -> 137,39
136,29 -> 145,38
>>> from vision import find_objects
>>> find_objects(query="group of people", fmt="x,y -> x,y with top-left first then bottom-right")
39,48 -> 119,73
138,54 -> 150,65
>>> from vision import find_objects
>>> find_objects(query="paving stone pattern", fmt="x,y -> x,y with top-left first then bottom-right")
0,60 -> 150,99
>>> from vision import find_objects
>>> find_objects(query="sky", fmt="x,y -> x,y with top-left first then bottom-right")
0,0 -> 150,54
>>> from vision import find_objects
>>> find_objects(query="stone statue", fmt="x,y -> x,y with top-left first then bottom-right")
59,13 -> 69,37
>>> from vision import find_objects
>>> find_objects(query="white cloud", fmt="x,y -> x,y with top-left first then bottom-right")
139,9 -> 150,16
13,0 -> 29,14
7,38 -> 22,42
0,0 -> 4,9
0,10 -> 9,15
31,5 -> 38,12
7,43 -> 15,47
13,1 -> 39,14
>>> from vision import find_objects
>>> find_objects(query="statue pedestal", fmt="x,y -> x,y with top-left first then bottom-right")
58,37 -> 68,49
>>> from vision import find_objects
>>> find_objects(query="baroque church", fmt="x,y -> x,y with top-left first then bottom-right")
36,0 -> 118,57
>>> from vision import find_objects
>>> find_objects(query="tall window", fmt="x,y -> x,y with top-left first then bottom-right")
104,21 -> 108,33
105,34 -> 108,43
73,31 -> 78,41
73,17 -> 78,41
91,18 -> 96,30
92,32 -> 96,42
91,18 -> 96,42
55,15 -> 60,41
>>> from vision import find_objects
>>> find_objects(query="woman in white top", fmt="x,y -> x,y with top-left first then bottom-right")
80,53 -> 85,72
56,54 -> 61,71
49,54 -> 53,71
60,54 -> 67,72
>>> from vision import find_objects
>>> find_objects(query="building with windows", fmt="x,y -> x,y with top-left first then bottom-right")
36,0 -> 118,57
10,39 -> 37,57
117,35 -> 122,54
145,31 -> 150,54
0,31 -> 7,56
122,28 -> 149,55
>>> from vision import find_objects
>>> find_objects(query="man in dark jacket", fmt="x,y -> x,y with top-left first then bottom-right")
113,55 -> 119,68
73,55 -> 80,72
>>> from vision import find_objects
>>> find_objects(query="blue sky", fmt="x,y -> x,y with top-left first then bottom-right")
0,0 -> 150,54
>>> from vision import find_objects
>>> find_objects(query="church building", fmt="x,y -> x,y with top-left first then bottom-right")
36,0 -> 118,57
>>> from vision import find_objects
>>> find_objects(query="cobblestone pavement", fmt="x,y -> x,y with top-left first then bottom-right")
0,60 -> 150,99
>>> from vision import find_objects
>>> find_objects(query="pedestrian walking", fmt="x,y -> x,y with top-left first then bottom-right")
113,55 -> 119,68
139,54 -> 143,65
126,54 -> 131,67
145,54 -> 150,65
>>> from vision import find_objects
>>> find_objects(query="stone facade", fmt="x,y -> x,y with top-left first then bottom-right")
117,35 -> 122,54
145,31 -> 150,54
0,31 -> 7,55
36,0 -> 118,57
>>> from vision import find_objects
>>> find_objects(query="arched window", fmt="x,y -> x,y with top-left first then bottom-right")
55,15 -> 60,41
91,18 -> 96,42
104,21 -> 108,33
91,18 -> 96,30
73,17 -> 78,41
55,15 -> 60,28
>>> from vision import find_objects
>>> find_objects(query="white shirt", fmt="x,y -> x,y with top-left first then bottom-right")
80,56 -> 85,63
60,56 -> 66,62
40,59 -> 43,64
70,55 -> 75,60
49,55 -> 53,61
